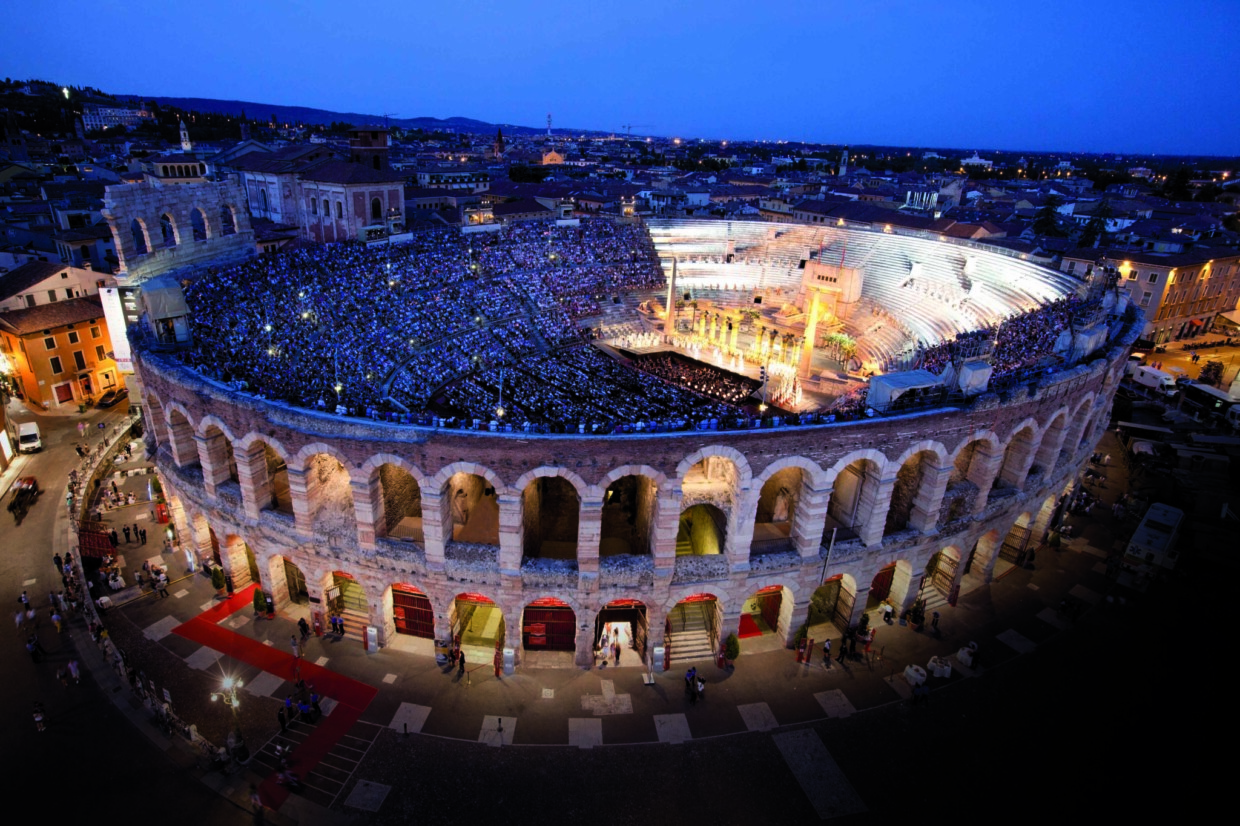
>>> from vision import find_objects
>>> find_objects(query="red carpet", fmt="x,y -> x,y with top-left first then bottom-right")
737,612 -> 763,638
173,584 -> 379,810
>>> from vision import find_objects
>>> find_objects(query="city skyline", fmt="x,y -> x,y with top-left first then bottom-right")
6,0 -> 1239,156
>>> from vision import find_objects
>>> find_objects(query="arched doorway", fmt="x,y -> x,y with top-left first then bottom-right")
392,584 -> 434,638
263,444 -> 292,514
997,512 -> 1035,575
886,451 -> 935,535
667,593 -> 720,667
600,475 -> 655,556
596,599 -> 648,665
751,468 -> 801,555
521,476 -> 579,560
190,207 -> 207,242
676,504 -> 725,555
921,547 -> 961,601
379,464 -> 422,542
825,458 -> 881,540
325,571 -> 367,615
444,472 -> 499,545
451,592 -> 505,656
130,219 -> 148,255
738,585 -> 791,649
268,555 -> 308,609
867,561 -> 913,614
808,575 -> 856,634
522,597 -> 576,653
305,453 -> 355,531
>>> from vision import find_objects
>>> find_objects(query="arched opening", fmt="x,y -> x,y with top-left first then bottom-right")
667,593 -> 721,667
807,574 -> 856,635
920,547 -> 961,602
825,458 -> 880,540
167,408 -> 196,468
751,467 -> 801,555
997,512 -> 1035,576
268,555 -> 308,609
998,427 -> 1038,490
943,439 -> 991,523
201,424 -> 238,485
371,197 -> 382,221
190,207 -> 207,242
450,592 -> 505,659
379,464 -> 422,542
595,599 -> 648,665
391,583 -> 434,638
676,504 -> 726,556
322,198 -> 330,219
867,560 -> 913,615
130,219 -> 148,255
335,202 -> 343,220
738,584 -> 793,651
1037,413 -> 1067,471
324,571 -> 368,639
522,597 -> 576,656
443,472 -> 498,545
521,476 -> 579,559
372,156 -> 381,171
965,528 -> 1003,583
600,474 -> 655,556
206,526 -> 222,567
305,453 -> 355,532
263,444 -> 293,514
885,451 -> 936,535
160,213 -> 177,247
259,189 -> 268,212
219,205 -> 237,236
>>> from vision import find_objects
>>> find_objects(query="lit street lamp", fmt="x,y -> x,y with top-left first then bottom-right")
211,676 -> 249,762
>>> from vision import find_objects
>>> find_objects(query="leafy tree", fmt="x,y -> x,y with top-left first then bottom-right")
1162,167 -> 1193,200
1033,194 -> 1066,236
508,164 -> 550,183
1078,198 -> 1113,248
1199,360 -> 1223,386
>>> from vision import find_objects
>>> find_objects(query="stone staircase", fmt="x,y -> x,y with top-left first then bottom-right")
337,608 -> 370,643
919,588 -> 950,615
666,605 -> 716,666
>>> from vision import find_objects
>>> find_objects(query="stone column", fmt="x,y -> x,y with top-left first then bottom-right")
650,491 -> 681,577
577,497 -> 603,575
195,431 -> 231,498
167,416 -> 196,468
574,619 -> 595,668
219,535 -> 252,589
377,586 -> 395,648
782,595 -> 807,647
352,475 -> 382,550
234,442 -> 270,521
1035,424 -> 1068,470
793,482 -> 830,558
999,435 -> 1037,490
908,462 -> 952,534
968,442 -> 1005,516
287,466 -> 314,534
421,490 -> 447,571
799,295 -> 820,378
844,585 -> 870,629
497,493 -> 523,574
267,554 -> 291,609
727,503 -> 755,571
858,469 -> 895,547
193,521 -> 215,569
729,321 -> 739,350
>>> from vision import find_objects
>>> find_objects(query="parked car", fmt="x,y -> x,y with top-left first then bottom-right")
97,388 -> 129,408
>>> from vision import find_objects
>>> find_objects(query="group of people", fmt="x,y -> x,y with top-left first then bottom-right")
635,353 -> 757,405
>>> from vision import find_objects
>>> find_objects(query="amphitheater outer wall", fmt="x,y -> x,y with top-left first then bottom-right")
138,328 -> 1132,668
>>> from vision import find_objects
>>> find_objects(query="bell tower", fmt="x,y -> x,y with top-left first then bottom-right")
179,119 -> 193,151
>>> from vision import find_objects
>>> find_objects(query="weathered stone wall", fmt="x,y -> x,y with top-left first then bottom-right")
102,177 -> 257,283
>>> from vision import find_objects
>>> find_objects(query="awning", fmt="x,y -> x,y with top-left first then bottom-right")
1215,310 -> 1240,332
1189,318 -> 1204,327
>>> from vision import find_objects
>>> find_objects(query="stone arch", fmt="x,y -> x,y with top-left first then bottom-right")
944,431 -> 1001,522
750,465 -> 805,555
371,197 -> 383,221
738,582 -> 797,647
190,206 -> 209,241
920,545 -> 962,599
236,434 -> 293,516
143,389 -> 165,448
196,417 -> 238,489
1036,408 -> 1070,471
297,449 -> 356,534
599,471 -> 659,557
219,204 -> 237,236
159,212 -> 178,247
266,553 -> 309,610
361,455 -> 427,542
997,418 -> 1041,490
437,464 -> 502,546
866,558 -> 916,614
164,403 -> 197,468
824,449 -> 886,543
217,532 -> 261,590
130,217 -> 149,255
520,469 -> 582,560
388,582 -> 439,642
884,443 -> 948,535
808,572 -> 857,633
595,463 -> 671,494
676,445 -> 753,490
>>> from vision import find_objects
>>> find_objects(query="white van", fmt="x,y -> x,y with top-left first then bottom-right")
17,421 -> 42,453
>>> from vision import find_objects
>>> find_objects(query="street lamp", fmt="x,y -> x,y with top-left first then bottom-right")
211,675 -> 248,761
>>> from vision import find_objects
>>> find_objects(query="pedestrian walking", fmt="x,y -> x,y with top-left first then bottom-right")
696,677 -> 705,702
291,635 -> 301,659
19,590 -> 29,606
53,553 -> 63,572
109,530 -> 118,548
310,690 -> 322,719
882,601 -> 894,625
836,636 -> 848,663
26,606 -> 36,627
865,628 -> 877,653
132,522 -> 140,541
612,640 -> 621,666
123,526 -> 131,543
67,659 -> 80,684
33,702 -> 46,732
298,617 -> 310,641
14,609 -> 24,632
822,638 -> 832,667
157,575 -> 170,599
52,611 -> 62,633
457,649 -> 467,677
336,615 -> 346,636
277,707 -> 287,732
140,528 -> 147,545
285,694 -> 296,721
931,611 -> 940,629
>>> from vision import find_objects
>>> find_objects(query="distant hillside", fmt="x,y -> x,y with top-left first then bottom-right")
122,95 -> 598,137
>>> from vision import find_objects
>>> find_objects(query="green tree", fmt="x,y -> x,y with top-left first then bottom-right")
1078,198 -> 1113,248
1199,360 -> 1224,386
1163,167 -> 1193,200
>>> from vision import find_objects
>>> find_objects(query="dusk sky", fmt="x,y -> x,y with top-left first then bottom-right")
8,0 -> 1239,155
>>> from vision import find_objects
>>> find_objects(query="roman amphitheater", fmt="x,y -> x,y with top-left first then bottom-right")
135,216 -> 1138,670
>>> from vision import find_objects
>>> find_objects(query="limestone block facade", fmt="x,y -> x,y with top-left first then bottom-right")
137,318 -> 1134,670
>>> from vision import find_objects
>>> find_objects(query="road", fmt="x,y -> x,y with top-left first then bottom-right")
1,398 -> 248,823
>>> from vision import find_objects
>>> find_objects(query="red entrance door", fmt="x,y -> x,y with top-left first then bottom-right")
392,585 -> 434,638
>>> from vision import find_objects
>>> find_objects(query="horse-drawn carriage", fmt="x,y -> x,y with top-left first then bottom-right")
7,476 -> 40,523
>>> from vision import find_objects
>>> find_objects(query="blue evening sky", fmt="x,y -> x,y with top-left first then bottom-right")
6,0 -> 1239,155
